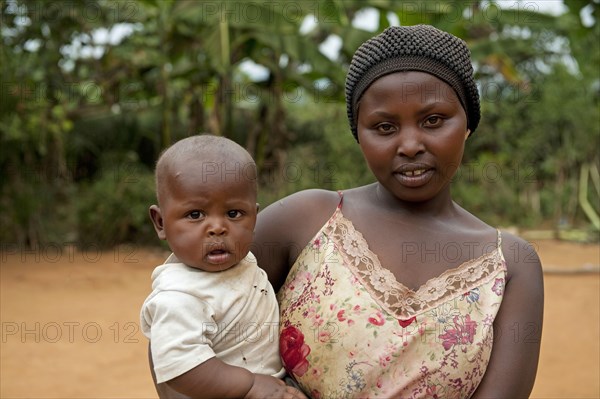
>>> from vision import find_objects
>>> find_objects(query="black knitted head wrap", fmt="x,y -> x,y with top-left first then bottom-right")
345,25 -> 480,141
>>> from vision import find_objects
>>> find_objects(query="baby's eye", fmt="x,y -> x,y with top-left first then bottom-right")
187,210 -> 204,219
227,210 -> 243,219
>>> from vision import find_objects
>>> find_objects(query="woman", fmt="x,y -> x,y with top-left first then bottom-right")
254,25 -> 543,398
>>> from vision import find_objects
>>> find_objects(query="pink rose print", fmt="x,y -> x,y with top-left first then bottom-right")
398,316 -> 416,328
317,330 -> 331,343
337,309 -> 355,326
379,353 -> 392,367
312,237 -> 322,249
439,314 -> 478,351
425,383 -> 446,398
368,311 -> 385,326
492,278 -> 505,296
280,326 -> 311,377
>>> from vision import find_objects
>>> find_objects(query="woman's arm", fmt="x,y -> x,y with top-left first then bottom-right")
254,189 -> 340,291
167,357 -> 254,397
166,357 -> 306,399
471,233 -> 544,398
150,348 -> 307,399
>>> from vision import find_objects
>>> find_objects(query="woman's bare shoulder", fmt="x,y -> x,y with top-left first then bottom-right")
499,231 -> 543,280
254,189 -> 342,289
256,189 -> 341,239
265,188 -> 341,212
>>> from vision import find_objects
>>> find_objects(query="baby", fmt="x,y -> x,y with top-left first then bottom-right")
140,135 -> 305,398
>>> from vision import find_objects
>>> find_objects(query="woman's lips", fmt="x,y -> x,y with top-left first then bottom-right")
393,167 -> 434,187
401,169 -> 427,177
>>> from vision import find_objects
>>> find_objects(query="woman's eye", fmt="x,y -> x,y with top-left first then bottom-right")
376,123 -> 395,134
187,211 -> 203,219
227,210 -> 243,219
424,116 -> 443,126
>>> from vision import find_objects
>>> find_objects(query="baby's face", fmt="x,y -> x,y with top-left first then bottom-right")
158,162 -> 257,272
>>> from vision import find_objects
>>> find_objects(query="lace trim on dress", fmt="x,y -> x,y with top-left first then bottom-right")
326,207 -> 507,319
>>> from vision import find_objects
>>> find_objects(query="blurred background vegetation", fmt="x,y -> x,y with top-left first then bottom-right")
1,0 -> 599,249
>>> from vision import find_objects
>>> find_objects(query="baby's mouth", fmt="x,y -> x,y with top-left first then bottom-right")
205,245 -> 231,264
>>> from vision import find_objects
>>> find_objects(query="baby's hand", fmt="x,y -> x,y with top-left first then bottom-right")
244,374 -> 308,399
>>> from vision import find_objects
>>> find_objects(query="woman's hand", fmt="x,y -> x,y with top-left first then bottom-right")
244,374 -> 308,399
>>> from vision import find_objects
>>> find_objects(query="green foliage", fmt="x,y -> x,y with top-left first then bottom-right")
470,61 -> 600,227
453,152 -> 541,227
258,92 -> 374,206
1,0 -> 599,249
76,153 -> 157,248
0,165 -> 77,247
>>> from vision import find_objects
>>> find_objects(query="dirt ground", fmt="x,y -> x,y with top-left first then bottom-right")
1,239 -> 598,398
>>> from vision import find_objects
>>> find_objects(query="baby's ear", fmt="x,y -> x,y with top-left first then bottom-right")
149,205 -> 167,240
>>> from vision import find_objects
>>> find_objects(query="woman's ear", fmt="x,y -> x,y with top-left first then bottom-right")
149,205 -> 167,240
465,129 -> 471,140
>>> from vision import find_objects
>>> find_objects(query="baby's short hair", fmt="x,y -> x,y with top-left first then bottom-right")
154,134 -> 257,205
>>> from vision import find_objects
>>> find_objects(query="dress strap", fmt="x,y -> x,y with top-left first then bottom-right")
324,191 -> 344,229
496,229 -> 502,248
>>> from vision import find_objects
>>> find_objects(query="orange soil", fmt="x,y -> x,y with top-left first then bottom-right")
0,240 -> 598,398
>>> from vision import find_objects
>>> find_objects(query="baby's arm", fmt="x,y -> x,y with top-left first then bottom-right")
167,357 -> 306,398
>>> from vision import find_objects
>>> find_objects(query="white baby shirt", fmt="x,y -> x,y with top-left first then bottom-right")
140,252 -> 284,383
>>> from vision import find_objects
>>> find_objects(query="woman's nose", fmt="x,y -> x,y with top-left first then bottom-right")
396,127 -> 425,158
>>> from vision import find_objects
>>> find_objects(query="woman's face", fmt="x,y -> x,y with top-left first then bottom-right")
356,71 -> 469,203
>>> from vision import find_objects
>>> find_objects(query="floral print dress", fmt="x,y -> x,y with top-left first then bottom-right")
278,195 -> 507,399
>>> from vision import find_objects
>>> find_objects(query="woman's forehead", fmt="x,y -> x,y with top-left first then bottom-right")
363,71 -> 461,103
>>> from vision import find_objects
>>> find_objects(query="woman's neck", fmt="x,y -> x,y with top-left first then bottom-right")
371,182 -> 459,219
